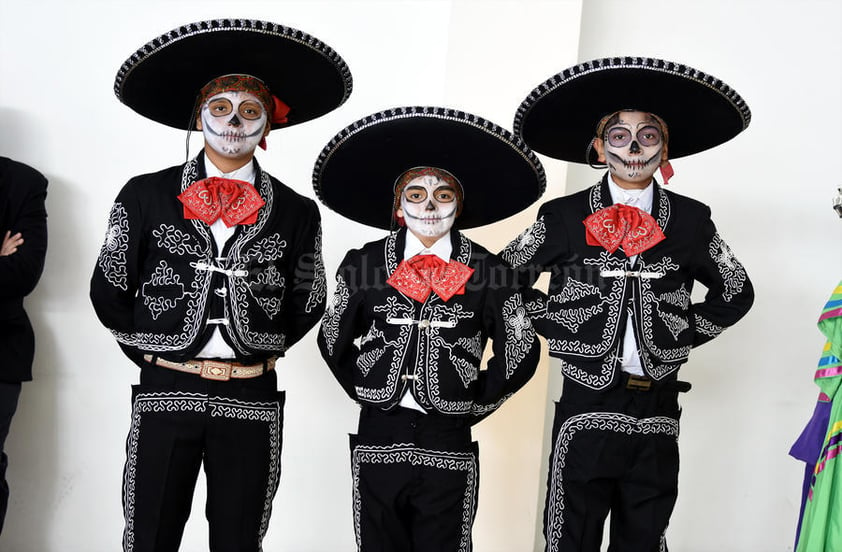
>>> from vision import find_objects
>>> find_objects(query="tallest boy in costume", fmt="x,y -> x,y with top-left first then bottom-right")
90,19 -> 351,551
501,57 -> 754,550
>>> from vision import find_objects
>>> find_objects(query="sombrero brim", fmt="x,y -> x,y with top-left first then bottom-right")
313,106 -> 546,230
514,57 -> 751,162
115,19 -> 352,130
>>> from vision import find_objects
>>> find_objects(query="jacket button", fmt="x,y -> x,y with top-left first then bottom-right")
418,319 -> 431,329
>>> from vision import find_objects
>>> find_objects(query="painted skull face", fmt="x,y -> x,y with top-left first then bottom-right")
200,90 -> 268,158
602,111 -> 664,186
399,174 -> 459,240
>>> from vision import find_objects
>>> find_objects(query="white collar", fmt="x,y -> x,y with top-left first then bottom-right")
403,230 -> 452,262
204,153 -> 256,184
607,175 -> 655,214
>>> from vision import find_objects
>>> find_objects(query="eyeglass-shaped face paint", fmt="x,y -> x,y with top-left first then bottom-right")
206,97 -> 266,121
199,90 -> 268,158
605,125 -> 662,148
399,175 -> 459,240
402,185 -> 458,204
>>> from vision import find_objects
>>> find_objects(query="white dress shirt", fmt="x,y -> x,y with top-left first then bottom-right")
397,231 -> 453,412
606,176 -> 655,376
195,154 -> 256,360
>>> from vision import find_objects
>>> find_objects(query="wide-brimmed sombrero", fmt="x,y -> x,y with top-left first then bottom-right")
514,56 -> 751,163
313,106 -> 546,230
114,19 -> 352,130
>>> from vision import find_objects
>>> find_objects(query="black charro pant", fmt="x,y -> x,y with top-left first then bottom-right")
351,407 -> 479,552
122,364 -> 283,552
544,377 -> 681,552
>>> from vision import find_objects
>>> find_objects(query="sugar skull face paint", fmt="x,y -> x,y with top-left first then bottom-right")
399,174 -> 459,240
599,111 -> 664,187
200,90 -> 268,158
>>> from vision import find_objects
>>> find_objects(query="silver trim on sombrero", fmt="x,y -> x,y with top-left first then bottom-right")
313,106 -> 547,207
114,18 -> 353,106
513,56 -> 751,136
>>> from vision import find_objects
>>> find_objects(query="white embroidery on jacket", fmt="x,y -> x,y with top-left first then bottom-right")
709,233 -> 747,302
98,202 -> 130,291
656,283 -> 691,340
141,261 -> 187,320
503,295 -> 535,379
322,274 -> 350,356
695,313 -> 725,338
501,216 -> 546,268
305,227 -> 327,314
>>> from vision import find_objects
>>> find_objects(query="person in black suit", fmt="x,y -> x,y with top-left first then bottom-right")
0,156 -> 47,535
502,58 -> 754,551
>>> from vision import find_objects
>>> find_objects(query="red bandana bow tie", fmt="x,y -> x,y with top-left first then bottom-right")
178,177 -> 265,227
583,204 -> 665,256
387,254 -> 475,303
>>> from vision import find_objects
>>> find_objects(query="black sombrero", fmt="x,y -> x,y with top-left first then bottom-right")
313,106 -> 546,230
115,19 -> 353,130
514,56 -> 751,163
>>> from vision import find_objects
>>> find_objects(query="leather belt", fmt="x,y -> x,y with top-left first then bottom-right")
143,354 -> 275,381
623,373 -> 692,393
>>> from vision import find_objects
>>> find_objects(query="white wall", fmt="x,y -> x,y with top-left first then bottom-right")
0,1 -> 839,551
0,1 -> 579,551
573,1 -> 842,551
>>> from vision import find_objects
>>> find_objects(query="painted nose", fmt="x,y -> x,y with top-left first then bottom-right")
425,200 -> 436,211
629,140 -> 641,154
228,114 -> 242,127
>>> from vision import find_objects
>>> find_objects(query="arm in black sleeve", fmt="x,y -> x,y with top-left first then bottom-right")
89,180 -> 144,338
0,168 -> 47,298
317,249 -> 366,401
689,209 -> 754,347
282,200 -> 327,350
471,273 -> 540,422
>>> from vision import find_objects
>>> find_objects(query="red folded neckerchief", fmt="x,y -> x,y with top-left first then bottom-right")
177,177 -> 265,227
583,204 -> 665,256
386,254 -> 475,302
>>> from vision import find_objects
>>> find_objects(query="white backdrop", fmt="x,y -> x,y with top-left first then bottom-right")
0,1 -> 839,551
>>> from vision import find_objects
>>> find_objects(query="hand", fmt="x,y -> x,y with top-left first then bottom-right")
1,231 -> 24,256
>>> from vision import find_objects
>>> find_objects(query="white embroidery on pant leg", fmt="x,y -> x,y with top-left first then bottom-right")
351,443 -> 478,552
122,392 -> 207,552
544,412 -> 678,552
209,396 -> 282,545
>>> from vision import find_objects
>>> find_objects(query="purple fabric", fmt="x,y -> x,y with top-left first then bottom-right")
790,399 -> 833,550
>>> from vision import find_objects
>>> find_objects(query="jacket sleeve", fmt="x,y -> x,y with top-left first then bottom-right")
317,249 -> 366,401
689,209 -> 754,347
0,170 -> 48,298
498,202 -> 573,312
281,200 -> 327,350
89,180 -> 144,340
471,273 -> 540,421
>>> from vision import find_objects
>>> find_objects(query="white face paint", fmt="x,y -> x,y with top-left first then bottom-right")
200,90 -> 268,158
399,174 -> 459,240
602,111 -> 664,186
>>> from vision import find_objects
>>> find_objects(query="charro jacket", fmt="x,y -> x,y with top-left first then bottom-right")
0,157 -> 48,383
318,228 -> 539,418
500,175 -> 754,390
90,153 -> 326,366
